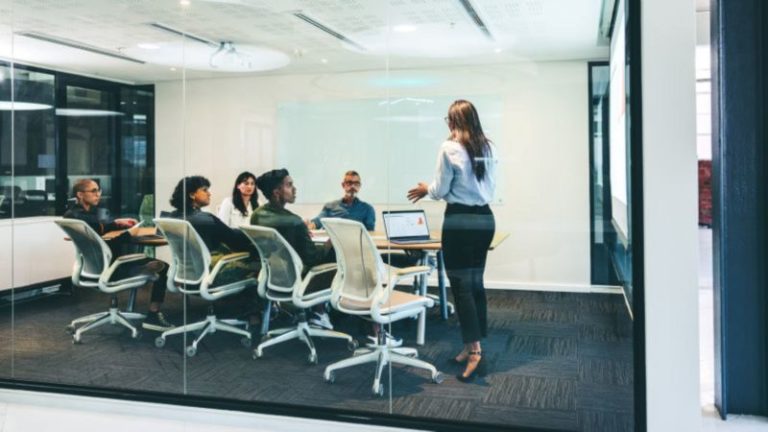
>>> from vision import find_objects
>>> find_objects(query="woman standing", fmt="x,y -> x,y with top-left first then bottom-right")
407,100 -> 497,383
218,171 -> 258,228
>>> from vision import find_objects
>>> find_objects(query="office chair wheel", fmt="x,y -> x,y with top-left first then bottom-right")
131,330 -> 142,340
64,325 -> 75,334
186,345 -> 197,357
240,336 -> 252,348
72,335 -> 82,344
154,337 -> 166,348
347,339 -> 359,351
307,352 -> 318,365
252,349 -> 263,360
325,371 -> 336,384
432,372 -> 445,384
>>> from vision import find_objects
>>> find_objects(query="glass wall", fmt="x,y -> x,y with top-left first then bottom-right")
0,0 -> 639,431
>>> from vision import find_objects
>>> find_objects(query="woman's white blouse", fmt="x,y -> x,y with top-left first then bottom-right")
217,197 -> 253,228
427,140 -> 497,206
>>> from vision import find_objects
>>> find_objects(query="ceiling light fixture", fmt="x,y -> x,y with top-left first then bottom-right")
137,43 -> 160,50
148,22 -> 217,47
456,0 -> 494,41
293,12 -> 366,51
15,31 -> 146,64
0,101 -> 53,111
55,108 -> 124,117
209,41 -> 253,69
393,24 -> 417,33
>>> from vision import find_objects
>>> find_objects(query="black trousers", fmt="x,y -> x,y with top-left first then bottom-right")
112,257 -> 168,304
442,203 -> 495,344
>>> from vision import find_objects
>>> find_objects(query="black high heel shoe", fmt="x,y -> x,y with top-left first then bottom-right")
456,351 -> 486,383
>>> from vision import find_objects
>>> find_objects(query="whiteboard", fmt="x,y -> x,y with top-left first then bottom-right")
276,95 -> 503,204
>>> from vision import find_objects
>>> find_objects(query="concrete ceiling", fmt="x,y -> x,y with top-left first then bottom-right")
0,0 -> 608,84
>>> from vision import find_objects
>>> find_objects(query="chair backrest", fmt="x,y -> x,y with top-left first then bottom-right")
322,218 -> 387,315
154,217 -> 210,288
239,225 -> 302,295
54,219 -> 112,286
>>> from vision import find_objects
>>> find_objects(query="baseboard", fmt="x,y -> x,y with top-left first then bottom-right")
417,273 -> 623,295
484,281 -> 624,294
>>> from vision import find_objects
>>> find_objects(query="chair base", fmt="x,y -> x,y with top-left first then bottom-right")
254,320 -> 355,364
155,314 -> 251,357
68,307 -> 145,343
425,293 -> 455,315
323,341 -> 443,396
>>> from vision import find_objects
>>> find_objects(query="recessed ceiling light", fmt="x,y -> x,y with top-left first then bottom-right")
0,101 -> 53,111
137,43 -> 160,50
393,25 -> 417,33
170,67 -> 177,71
494,47 -> 503,53
179,0 -> 191,6
321,58 -> 328,64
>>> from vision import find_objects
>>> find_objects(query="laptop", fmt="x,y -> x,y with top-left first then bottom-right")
382,210 -> 440,244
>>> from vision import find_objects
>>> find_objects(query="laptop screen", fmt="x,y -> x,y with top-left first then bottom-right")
382,210 -> 431,240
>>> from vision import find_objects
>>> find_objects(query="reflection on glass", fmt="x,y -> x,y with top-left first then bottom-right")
2,0 -> 638,430
0,65 -> 56,219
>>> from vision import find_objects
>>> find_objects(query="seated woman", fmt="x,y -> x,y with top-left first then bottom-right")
217,171 -> 258,228
166,175 -> 262,324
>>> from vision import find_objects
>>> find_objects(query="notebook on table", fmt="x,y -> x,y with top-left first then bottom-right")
382,210 -> 440,245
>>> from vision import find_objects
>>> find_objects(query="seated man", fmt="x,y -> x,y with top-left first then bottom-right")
165,175 -> 262,325
63,179 -> 174,332
251,169 -> 335,330
308,170 -> 375,231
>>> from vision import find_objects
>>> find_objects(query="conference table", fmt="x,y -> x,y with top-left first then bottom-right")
107,226 -> 509,345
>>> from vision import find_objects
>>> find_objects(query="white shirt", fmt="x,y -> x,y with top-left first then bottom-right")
217,197 -> 254,228
427,140 -> 497,206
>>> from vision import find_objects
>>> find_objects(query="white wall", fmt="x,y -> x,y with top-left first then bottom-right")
155,61 -> 592,289
0,217 -> 75,291
642,0 -> 701,430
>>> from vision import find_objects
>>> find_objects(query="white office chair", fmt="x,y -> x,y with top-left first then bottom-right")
240,225 -> 356,364
154,218 -> 255,357
55,219 -> 153,343
321,218 -> 444,396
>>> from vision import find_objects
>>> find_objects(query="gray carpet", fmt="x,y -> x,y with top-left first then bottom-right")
0,287 -> 634,431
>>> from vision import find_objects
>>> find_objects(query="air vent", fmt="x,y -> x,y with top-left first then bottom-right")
293,12 -> 366,51
15,32 -> 145,64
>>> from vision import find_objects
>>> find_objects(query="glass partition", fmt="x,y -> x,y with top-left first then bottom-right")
0,0 -> 639,430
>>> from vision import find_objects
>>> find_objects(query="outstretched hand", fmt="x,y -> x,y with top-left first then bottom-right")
407,182 -> 429,203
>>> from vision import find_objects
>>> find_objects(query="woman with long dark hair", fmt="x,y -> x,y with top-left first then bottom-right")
168,175 -> 262,324
407,99 -> 497,383
218,171 -> 258,228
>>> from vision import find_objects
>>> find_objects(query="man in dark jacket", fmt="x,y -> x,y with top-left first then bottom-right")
64,178 -> 174,331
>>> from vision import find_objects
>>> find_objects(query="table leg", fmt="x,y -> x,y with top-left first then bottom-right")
127,287 -> 137,313
260,301 -> 271,336
437,250 -> 448,320
417,252 -> 427,346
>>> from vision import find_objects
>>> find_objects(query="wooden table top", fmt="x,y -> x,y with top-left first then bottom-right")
103,227 -> 509,251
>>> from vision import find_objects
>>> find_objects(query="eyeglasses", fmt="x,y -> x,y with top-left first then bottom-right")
83,188 -> 101,194
343,181 -> 361,186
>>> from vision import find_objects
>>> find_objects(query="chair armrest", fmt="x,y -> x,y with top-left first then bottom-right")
209,252 -> 251,277
100,253 -> 152,292
295,263 -> 338,308
114,253 -> 148,264
390,265 -> 431,277
307,262 -> 337,276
